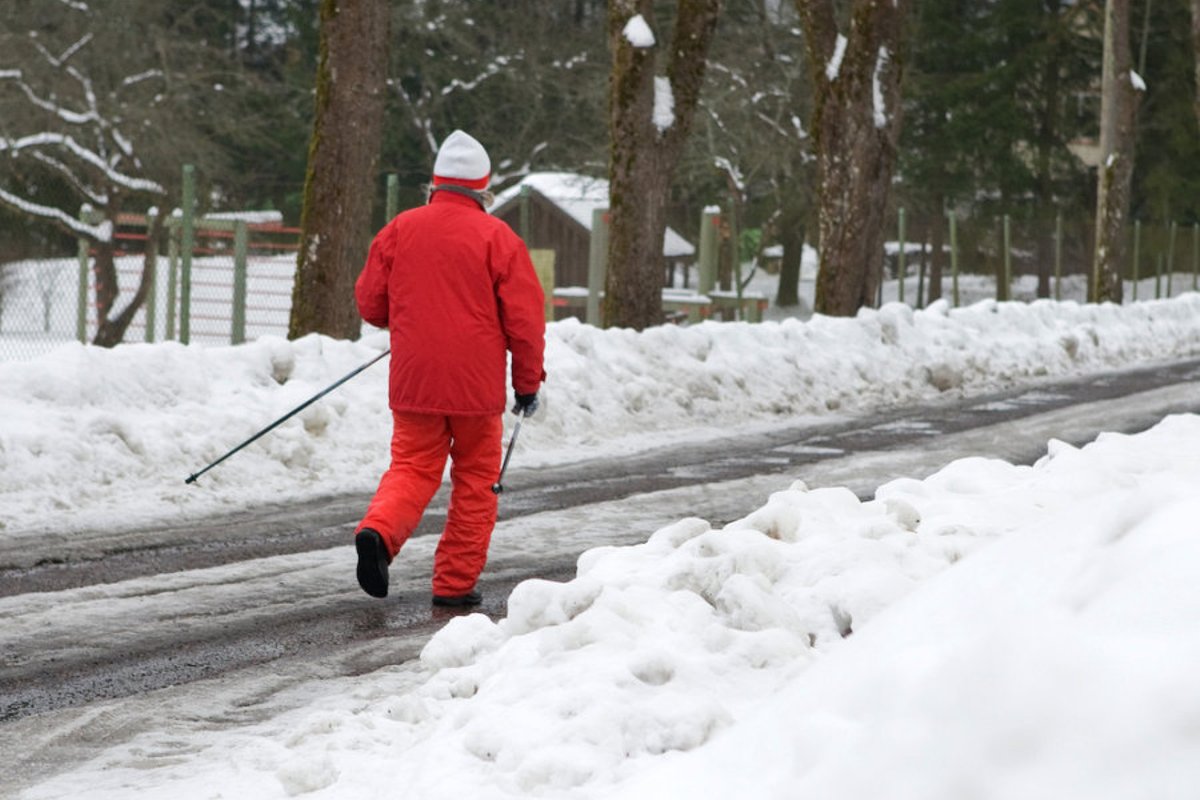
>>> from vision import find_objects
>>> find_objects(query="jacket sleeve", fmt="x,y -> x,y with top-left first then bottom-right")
495,235 -> 547,395
355,224 -> 394,328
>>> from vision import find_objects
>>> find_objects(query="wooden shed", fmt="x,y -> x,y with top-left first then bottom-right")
491,172 -> 695,289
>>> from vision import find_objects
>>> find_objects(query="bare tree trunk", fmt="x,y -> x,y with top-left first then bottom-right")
796,0 -> 911,317
93,214 -> 164,348
775,205 -> 807,307
605,0 -> 721,331
928,201 -> 945,303
1092,0 -> 1141,304
1036,0 -> 1064,300
289,0 -> 389,341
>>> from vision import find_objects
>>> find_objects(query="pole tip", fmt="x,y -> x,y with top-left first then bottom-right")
185,475 -> 198,485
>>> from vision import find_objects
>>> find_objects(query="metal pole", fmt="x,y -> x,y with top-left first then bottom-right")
491,415 -> 523,495
185,349 -> 390,484
897,207 -> 906,304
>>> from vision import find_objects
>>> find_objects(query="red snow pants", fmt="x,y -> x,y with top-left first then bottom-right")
357,411 -> 502,596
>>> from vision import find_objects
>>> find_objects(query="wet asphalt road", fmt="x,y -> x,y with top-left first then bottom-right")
2,356 -> 1200,727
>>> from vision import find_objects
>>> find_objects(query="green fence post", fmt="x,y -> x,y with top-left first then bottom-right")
1131,220 -> 1141,301
179,164 -> 196,344
1155,252 -> 1163,299
76,210 -> 90,344
1166,221 -> 1177,297
1054,212 -> 1063,301
1002,214 -> 1012,302
386,174 -> 399,222
1193,223 -> 1199,291
698,206 -> 720,297
231,219 -> 248,344
949,210 -> 960,308
143,209 -> 158,343
897,207 -> 906,304
166,216 -> 179,340
586,208 -> 609,327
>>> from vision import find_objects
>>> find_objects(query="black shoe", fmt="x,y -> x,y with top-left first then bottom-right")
355,528 -> 389,598
431,589 -> 482,607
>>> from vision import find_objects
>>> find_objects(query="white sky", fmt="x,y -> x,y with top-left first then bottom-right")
5,287 -> 1200,799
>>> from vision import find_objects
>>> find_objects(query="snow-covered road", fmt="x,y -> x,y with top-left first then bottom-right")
3,360 -> 1199,796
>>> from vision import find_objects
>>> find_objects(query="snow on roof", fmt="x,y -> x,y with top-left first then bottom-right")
493,172 -> 695,258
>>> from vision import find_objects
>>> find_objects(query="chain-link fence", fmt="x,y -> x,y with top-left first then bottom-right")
3,169 -> 1200,362
0,170 -> 301,362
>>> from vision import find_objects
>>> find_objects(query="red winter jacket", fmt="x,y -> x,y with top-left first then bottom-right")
355,190 -> 546,415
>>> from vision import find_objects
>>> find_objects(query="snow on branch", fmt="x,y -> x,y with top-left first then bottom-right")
826,34 -> 847,81
0,133 -> 164,194
440,55 -> 517,96
653,76 -> 675,133
121,69 -> 165,89
623,14 -> 656,48
0,186 -> 111,241
873,46 -> 891,128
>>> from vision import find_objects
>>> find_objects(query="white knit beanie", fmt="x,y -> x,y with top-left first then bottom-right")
432,130 -> 491,190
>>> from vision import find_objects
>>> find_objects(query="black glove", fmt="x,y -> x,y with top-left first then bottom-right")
512,391 -> 539,418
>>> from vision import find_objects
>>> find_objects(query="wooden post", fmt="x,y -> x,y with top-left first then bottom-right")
529,249 -> 556,322
897,207 -> 906,304
232,219 -> 248,344
586,208 -> 608,327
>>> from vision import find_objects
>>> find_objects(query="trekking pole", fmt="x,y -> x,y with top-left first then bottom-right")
185,348 -> 390,484
491,415 -> 523,494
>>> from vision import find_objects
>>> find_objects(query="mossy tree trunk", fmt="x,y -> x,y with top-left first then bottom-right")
289,0 -> 389,341
1192,0 -> 1200,133
1091,0 -> 1141,304
605,0 -> 721,331
795,0 -> 911,316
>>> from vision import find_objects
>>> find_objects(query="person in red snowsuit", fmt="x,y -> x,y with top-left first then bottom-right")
353,129 -> 546,607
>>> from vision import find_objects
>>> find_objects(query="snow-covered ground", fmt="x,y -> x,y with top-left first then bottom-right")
5,284 -> 1200,798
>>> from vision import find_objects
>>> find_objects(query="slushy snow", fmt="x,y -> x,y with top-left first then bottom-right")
6,293 -> 1200,799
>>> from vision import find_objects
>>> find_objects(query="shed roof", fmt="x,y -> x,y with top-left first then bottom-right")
492,172 -> 695,258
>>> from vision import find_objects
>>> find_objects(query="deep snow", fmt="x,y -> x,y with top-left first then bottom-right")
4,289 -> 1200,799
